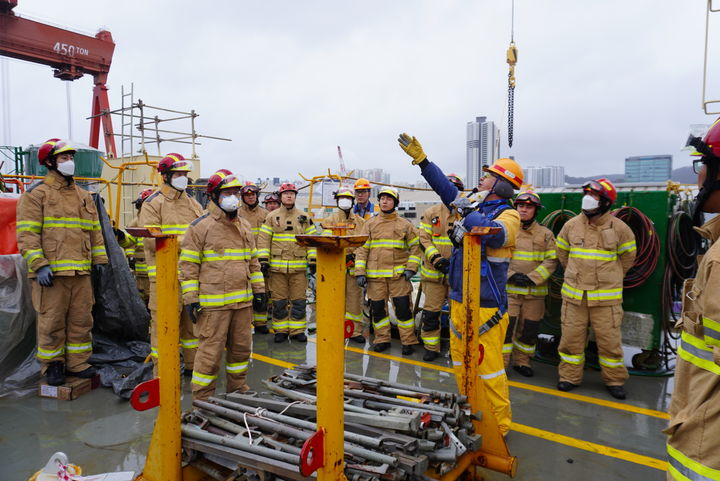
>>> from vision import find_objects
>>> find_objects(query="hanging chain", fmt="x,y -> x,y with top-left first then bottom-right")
506,0 -> 517,149
508,73 -> 515,148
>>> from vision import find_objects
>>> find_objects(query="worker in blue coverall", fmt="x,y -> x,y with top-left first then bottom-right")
398,133 -> 522,435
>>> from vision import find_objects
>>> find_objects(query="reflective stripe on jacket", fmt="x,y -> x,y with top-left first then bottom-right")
256,206 -> 317,272
139,183 -> 204,277
238,203 -> 269,239
354,211 -> 421,278
507,220 -> 557,298
16,170 -> 108,277
421,161 -> 520,307
418,202 -> 456,283
666,214 -> 720,479
320,210 -> 366,275
556,212 -> 636,306
179,202 -> 264,309
119,216 -> 149,277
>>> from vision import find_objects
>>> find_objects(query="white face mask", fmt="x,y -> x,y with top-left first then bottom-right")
57,160 -> 75,177
171,176 -> 188,191
582,194 -> 600,211
338,198 -> 353,210
220,194 -> 240,212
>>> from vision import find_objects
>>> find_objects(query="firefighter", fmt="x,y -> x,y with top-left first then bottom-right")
504,190 -> 557,377
116,188 -> 154,304
355,187 -> 421,354
556,178 -> 636,399
179,170 -> 266,400
665,118 -> 720,480
16,139 -> 108,386
257,183 -> 317,343
417,174 -> 463,361
321,187 -> 367,343
398,132 -> 521,435
139,153 -> 204,372
353,178 -> 378,219
238,182 -> 270,334
262,192 -> 280,212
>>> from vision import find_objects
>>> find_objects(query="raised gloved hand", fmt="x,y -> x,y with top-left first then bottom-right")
509,272 -> 535,287
185,302 -> 202,324
253,293 -> 268,312
308,263 -> 316,275
356,275 -> 367,288
403,269 -> 416,281
432,256 -> 450,274
398,133 -> 427,165
36,265 -> 54,287
259,259 -> 269,276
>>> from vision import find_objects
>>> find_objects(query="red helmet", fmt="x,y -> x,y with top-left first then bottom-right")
696,118 -> 720,157
157,153 -> 192,174
583,178 -> 617,204
206,170 -> 242,196
38,138 -> 76,165
241,182 -> 260,195
515,190 -> 543,209
447,173 -> 464,191
134,188 -> 155,208
278,182 -> 297,194
263,192 -> 280,204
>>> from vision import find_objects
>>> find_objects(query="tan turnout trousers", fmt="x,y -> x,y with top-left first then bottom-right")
270,271 -> 307,336
420,281 -> 448,353
345,272 -> 364,337
149,278 -> 197,370
505,296 -> 545,368
367,277 -> 418,345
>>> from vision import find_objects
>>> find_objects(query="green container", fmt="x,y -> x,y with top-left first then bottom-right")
24,144 -> 104,178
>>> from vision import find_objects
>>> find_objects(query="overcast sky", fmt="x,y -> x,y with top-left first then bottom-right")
1,0 -> 719,183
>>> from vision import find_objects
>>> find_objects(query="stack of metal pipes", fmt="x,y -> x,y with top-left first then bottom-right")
182,364 -> 482,480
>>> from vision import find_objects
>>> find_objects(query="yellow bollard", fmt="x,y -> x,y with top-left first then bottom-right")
297,230 -> 366,481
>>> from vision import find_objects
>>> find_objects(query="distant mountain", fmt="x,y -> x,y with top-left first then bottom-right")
564,166 -> 696,185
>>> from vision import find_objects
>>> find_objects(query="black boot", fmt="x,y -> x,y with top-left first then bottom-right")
512,365 -> 534,377
66,365 -> 97,379
350,335 -> 366,344
401,345 -> 414,356
290,333 -> 308,343
254,325 -> 269,334
557,381 -> 578,392
606,385 -> 627,400
423,349 -> 438,361
373,342 -> 390,352
46,361 -> 65,386
274,333 -> 289,343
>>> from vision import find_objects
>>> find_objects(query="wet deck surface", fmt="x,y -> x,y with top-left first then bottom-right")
0,332 -> 672,480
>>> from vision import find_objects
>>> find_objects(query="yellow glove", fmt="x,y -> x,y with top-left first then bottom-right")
398,133 -> 427,165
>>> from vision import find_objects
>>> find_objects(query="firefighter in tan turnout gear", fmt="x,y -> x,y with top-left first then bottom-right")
321,187 -> 367,343
257,183 -> 317,343
116,188 -> 154,305
665,118 -> 720,481
504,190 -> 557,377
139,153 -> 204,372
179,170 -> 266,400
556,178 -> 636,399
417,174 -> 463,361
237,182 -> 270,334
355,187 -> 421,354
16,139 -> 108,386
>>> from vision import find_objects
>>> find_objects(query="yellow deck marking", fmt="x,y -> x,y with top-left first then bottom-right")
309,339 -> 669,420
250,350 -> 668,472
511,422 -> 668,471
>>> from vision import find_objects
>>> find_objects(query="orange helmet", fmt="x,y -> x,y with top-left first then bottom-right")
278,183 -> 297,194
515,190 -> 542,209
483,158 -> 523,189
38,138 -> 75,165
157,153 -> 192,174
354,178 -> 371,190
206,170 -> 242,196
447,173 -> 464,191
583,178 -> 617,204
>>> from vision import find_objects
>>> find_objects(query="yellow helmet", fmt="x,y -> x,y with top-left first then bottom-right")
377,186 -> 399,203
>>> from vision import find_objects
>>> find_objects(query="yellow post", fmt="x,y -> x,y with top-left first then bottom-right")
134,234 -> 182,481
461,228 -> 517,478
296,232 -> 366,481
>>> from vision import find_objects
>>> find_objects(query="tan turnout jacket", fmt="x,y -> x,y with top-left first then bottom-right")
507,221 -> 557,298
355,211 -> 421,279
256,206 -> 317,272
417,203 -> 456,283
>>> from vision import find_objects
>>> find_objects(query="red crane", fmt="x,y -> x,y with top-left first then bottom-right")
0,0 -> 118,157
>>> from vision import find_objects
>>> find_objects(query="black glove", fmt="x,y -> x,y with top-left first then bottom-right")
509,273 -> 534,287
345,253 -> 356,268
298,215 -> 308,224
253,293 -> 268,312
128,256 -> 136,270
308,263 -> 316,275
403,270 -> 416,281
185,302 -> 202,324
113,228 -> 126,243
36,265 -> 54,287
356,275 -> 367,288
433,256 -> 450,274
259,259 -> 269,276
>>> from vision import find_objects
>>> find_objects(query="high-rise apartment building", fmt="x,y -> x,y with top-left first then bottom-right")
523,166 -> 565,188
624,155 -> 672,182
466,116 -> 500,187
355,168 -> 391,185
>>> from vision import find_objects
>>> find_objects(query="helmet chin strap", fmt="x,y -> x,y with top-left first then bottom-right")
692,154 -> 720,226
